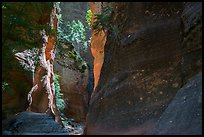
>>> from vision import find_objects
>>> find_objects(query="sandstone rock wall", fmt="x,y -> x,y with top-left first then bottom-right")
148,72 -> 202,135
2,3 -> 53,120
53,2 -> 92,122
88,2 -> 107,92
86,2 -> 202,134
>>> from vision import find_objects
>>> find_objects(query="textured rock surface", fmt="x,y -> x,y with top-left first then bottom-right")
89,2 -> 108,92
54,51 -> 89,122
148,72 -> 202,135
26,4 -> 64,126
53,2 -> 92,122
2,3 -> 53,120
2,112 -> 68,135
180,2 -> 202,83
2,70 -> 31,119
86,2 -> 202,135
60,2 -> 92,60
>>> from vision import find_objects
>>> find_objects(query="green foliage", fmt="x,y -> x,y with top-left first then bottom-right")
2,81 -> 14,94
82,36 -> 92,52
56,42 -> 87,73
2,2 -> 53,48
57,17 -> 86,45
2,82 -> 9,91
86,9 -> 93,27
71,51 -> 87,73
57,14 -> 88,52
55,3 -> 89,73
56,2 -> 91,53
54,73 -> 65,111
92,4 -> 119,40
56,6 -> 88,73
2,2 -> 53,75
93,5 -> 113,33
66,20 -> 86,45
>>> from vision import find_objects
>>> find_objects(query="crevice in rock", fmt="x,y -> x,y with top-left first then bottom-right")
2,2 -> 202,135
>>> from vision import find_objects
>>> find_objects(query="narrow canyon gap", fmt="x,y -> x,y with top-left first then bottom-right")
2,2 -> 202,135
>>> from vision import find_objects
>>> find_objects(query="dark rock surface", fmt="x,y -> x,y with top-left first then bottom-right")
86,2 -> 202,135
180,2 -> 202,83
86,2 -> 184,134
2,111 -> 68,135
2,3 -> 53,120
148,72 -> 202,135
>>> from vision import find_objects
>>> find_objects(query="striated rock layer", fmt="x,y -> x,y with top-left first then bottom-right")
86,2 -> 202,135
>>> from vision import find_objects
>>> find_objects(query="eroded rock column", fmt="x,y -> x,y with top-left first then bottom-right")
27,3 -> 63,126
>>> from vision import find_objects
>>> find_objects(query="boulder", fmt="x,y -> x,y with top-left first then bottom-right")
2,111 -> 68,135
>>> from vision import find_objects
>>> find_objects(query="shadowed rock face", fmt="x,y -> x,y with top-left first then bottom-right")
2,112 -> 68,135
180,2 -> 202,83
86,2 -> 202,135
147,72 -> 202,135
54,47 -> 90,122
2,3 -> 53,120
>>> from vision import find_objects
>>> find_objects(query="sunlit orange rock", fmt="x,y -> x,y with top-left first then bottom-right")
89,2 -> 107,94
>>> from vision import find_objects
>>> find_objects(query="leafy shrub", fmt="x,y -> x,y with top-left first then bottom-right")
86,9 -> 93,27
92,5 -> 113,33
66,20 -> 86,46
2,82 -> 9,91
55,3 -> 88,73
2,81 -> 14,94
57,18 -> 88,53
2,2 -> 53,75
54,73 -> 65,111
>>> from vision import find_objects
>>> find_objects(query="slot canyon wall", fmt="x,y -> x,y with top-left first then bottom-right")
2,2 -> 92,134
2,2 -> 202,135
53,2 -> 93,122
86,2 -> 202,135
2,2 -> 92,124
88,2 -> 107,93
2,3 -> 54,120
